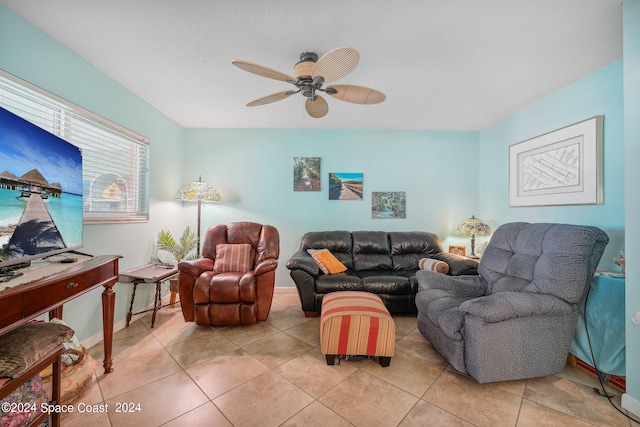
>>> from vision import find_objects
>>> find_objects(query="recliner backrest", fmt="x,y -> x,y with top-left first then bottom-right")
478,222 -> 609,303
202,221 -> 279,267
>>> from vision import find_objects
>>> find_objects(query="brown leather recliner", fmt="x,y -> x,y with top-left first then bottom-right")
178,221 -> 279,326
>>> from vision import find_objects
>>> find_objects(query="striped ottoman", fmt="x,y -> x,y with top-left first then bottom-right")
320,291 -> 395,367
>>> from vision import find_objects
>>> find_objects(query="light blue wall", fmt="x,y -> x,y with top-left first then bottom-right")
0,4 -> 480,338
184,128 -> 479,287
623,0 -> 640,411
478,27 -> 637,411
478,60 -> 625,270
0,4 -> 188,342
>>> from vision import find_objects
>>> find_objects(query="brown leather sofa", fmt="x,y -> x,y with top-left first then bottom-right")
178,221 -> 279,326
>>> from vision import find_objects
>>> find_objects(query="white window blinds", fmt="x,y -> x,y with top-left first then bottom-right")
0,70 -> 149,223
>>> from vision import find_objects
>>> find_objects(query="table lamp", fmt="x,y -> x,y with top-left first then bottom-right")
175,176 -> 221,255
456,215 -> 491,258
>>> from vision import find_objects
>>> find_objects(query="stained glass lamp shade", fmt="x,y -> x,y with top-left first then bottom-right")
175,176 -> 221,255
456,216 -> 491,257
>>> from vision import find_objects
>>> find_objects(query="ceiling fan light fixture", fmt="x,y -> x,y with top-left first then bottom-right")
294,60 -> 315,79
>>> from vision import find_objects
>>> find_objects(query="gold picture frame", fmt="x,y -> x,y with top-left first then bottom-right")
449,245 -> 466,256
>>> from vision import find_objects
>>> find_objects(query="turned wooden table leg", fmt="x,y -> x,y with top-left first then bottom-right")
126,282 -> 139,327
102,282 -> 115,374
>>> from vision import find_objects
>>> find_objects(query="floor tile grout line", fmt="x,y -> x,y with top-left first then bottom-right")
80,293 -> 632,427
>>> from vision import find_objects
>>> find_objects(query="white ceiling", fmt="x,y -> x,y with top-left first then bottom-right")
1,0 -> 623,131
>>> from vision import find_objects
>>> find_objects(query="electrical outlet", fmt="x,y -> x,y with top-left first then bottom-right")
632,311 -> 640,326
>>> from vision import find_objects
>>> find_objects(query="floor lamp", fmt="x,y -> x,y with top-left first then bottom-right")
175,176 -> 221,256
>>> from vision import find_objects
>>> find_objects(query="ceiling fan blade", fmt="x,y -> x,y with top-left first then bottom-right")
326,84 -> 386,105
232,59 -> 295,82
312,47 -> 360,83
246,90 -> 298,106
305,95 -> 329,118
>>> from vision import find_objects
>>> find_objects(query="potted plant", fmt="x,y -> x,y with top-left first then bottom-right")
151,226 -> 198,267
151,226 -> 198,307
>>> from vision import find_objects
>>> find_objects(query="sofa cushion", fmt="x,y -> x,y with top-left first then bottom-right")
315,272 -> 363,293
300,230 -> 354,270
358,271 -> 416,294
307,249 -> 348,274
390,231 -> 444,270
214,243 -> 252,273
353,231 -> 392,271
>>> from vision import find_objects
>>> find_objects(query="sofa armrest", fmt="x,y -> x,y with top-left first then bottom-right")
254,259 -> 278,276
177,258 -> 214,322
432,252 -> 479,275
417,269 -> 487,294
178,258 -> 214,278
285,250 -> 320,276
460,291 -> 575,323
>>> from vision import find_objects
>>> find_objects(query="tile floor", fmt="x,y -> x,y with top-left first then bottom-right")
59,290 -> 635,427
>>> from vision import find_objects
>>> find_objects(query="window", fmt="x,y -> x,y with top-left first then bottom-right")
0,69 -> 149,223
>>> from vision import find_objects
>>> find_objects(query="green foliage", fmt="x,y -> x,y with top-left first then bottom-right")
372,192 -> 406,218
150,226 -> 198,266
328,172 -> 341,185
293,157 -> 320,182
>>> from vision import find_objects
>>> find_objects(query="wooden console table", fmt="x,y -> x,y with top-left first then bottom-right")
0,254 -> 121,374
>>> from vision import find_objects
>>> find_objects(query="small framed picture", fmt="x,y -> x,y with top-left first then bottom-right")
371,191 -> 406,219
449,245 -> 466,256
293,157 -> 321,192
329,172 -> 363,200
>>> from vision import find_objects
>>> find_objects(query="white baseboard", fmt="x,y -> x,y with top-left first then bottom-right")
274,286 -> 297,294
622,393 -> 640,419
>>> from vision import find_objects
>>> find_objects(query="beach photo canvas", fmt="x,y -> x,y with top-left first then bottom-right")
0,106 -> 83,264
328,172 -> 363,200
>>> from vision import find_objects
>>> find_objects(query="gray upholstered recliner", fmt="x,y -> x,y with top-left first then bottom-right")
415,222 -> 609,383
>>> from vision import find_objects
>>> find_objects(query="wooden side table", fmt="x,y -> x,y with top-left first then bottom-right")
119,264 -> 178,328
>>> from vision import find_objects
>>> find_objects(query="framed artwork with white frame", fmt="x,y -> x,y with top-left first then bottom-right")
509,116 -> 603,207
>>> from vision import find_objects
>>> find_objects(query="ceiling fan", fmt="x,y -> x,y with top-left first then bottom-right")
231,47 -> 385,118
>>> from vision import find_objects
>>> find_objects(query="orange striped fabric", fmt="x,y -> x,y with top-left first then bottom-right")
320,291 -> 395,358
